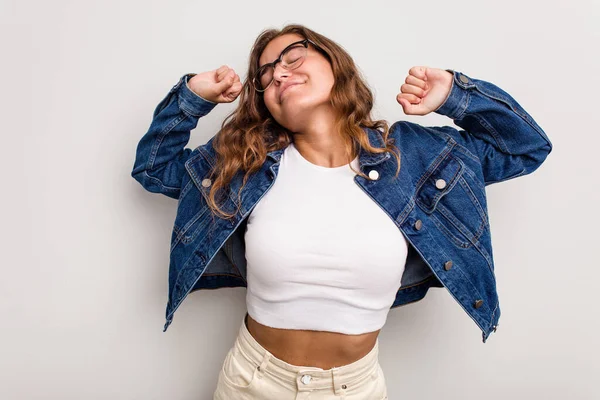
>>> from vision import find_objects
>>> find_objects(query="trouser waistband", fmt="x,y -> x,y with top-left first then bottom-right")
237,313 -> 380,393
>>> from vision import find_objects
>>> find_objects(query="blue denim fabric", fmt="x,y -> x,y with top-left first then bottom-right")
131,70 -> 552,343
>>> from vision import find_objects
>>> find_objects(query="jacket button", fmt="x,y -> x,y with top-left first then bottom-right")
201,178 -> 212,187
492,325 -> 497,332
368,170 -> 379,180
474,299 -> 484,308
435,179 -> 447,189
444,260 -> 453,270
414,219 -> 423,230
459,74 -> 469,84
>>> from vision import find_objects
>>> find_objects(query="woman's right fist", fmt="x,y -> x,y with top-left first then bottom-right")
187,66 -> 242,104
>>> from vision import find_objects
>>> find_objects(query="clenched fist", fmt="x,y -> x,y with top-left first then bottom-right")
396,66 -> 453,116
188,65 -> 243,104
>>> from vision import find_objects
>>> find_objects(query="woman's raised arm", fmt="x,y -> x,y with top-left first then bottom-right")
396,67 -> 552,185
131,67 -> 241,199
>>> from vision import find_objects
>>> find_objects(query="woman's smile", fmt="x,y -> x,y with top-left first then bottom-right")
280,82 -> 304,102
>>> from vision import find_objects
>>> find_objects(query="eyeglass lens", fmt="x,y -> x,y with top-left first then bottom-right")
256,45 -> 307,91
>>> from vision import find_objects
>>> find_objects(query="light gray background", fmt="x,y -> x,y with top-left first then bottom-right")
2,0 -> 598,399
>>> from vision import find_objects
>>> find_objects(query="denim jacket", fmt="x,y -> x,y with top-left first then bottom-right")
131,70 -> 552,343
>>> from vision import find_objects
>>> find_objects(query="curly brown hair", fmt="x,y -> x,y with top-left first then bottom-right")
205,23 -> 401,219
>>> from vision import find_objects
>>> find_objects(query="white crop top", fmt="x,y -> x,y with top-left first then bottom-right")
244,142 -> 409,335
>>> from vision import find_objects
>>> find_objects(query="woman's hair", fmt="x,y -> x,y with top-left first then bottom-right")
205,23 -> 401,219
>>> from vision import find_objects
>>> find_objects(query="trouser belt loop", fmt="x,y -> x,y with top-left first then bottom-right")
257,352 -> 271,377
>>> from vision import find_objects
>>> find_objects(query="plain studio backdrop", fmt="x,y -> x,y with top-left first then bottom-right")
2,0 -> 598,399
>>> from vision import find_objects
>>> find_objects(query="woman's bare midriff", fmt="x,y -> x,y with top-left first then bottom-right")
245,313 -> 380,370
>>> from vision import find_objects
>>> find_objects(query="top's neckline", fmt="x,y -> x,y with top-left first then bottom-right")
288,142 -> 358,171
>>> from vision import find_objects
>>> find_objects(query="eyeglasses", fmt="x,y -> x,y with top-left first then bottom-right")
253,38 -> 322,92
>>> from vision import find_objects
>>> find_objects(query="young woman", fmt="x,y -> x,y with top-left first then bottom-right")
132,24 -> 552,400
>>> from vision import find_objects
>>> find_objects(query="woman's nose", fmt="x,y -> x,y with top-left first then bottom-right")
273,63 -> 291,81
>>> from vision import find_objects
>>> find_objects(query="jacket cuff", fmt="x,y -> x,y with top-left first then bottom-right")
172,73 -> 218,117
433,69 -> 475,120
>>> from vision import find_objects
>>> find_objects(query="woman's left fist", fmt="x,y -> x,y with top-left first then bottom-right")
396,66 -> 453,116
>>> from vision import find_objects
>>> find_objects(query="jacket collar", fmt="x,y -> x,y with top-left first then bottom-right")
266,125 -> 390,167
192,125 -> 391,181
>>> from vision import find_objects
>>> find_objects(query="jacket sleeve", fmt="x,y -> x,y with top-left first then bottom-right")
131,73 -> 217,199
428,69 -> 553,186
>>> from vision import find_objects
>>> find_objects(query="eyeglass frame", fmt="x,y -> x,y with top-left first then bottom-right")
253,38 -> 324,93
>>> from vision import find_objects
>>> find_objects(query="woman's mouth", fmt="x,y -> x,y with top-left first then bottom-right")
280,83 -> 303,102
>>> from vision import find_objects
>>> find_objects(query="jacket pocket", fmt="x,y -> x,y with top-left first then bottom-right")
172,207 -> 211,245
170,176 -> 215,253
416,150 -> 489,248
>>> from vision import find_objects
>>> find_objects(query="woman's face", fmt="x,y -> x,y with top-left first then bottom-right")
258,34 -> 335,131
